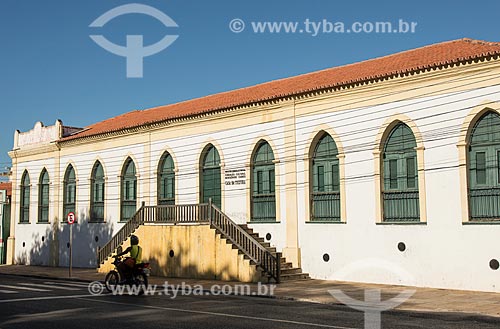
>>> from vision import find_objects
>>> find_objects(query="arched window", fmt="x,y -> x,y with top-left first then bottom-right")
90,161 -> 105,222
158,152 -> 175,205
381,123 -> 420,222
251,141 -> 276,221
63,165 -> 76,218
468,111 -> 500,220
121,158 -> 137,221
20,171 -> 30,223
38,169 -> 49,223
311,133 -> 340,221
200,145 -> 221,208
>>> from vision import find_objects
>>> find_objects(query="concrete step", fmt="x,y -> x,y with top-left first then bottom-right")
280,267 -> 304,275
280,273 -> 310,281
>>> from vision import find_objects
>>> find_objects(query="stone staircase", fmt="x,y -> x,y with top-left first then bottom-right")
235,224 -> 309,282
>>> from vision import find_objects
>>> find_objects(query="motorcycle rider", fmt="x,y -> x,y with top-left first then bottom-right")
114,234 -> 142,282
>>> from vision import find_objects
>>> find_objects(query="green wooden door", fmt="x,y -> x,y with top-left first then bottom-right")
63,165 -> 76,219
121,159 -> 137,221
468,112 -> 500,220
311,134 -> 340,221
252,142 -> 276,221
90,161 -> 105,221
20,171 -> 30,223
158,153 -> 175,206
38,169 -> 49,223
201,145 -> 221,208
381,123 -> 420,222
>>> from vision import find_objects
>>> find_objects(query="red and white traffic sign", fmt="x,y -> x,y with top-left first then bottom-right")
67,212 -> 76,224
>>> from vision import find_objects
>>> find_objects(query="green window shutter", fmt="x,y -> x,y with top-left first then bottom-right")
468,112 -> 500,220
389,159 -> 398,189
317,166 -> 325,192
406,157 -> 416,189
201,145 -> 221,208
382,123 -> 420,222
90,161 -> 105,221
167,176 -> 174,198
257,171 -> 263,194
20,171 -> 30,222
475,152 -> 486,185
269,169 -> 275,193
158,153 -> 175,205
332,163 -> 339,192
121,158 -> 137,221
251,141 -> 276,221
498,151 -> 500,184
311,134 -> 340,221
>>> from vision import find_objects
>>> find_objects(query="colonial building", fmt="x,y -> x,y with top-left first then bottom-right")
7,38 -> 500,291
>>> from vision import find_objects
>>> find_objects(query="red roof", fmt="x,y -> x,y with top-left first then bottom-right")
0,182 -> 12,197
61,38 -> 500,142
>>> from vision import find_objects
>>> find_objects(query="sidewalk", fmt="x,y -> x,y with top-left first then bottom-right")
0,265 -> 499,318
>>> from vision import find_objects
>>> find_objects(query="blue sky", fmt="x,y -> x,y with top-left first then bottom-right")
1,0 -> 500,179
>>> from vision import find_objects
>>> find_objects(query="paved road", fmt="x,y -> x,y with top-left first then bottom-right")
0,275 -> 499,328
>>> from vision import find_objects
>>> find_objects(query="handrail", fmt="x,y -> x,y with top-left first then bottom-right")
209,203 -> 281,283
97,204 -> 145,265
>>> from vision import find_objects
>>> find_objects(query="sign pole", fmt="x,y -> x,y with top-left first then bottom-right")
67,212 -> 75,278
69,224 -> 73,278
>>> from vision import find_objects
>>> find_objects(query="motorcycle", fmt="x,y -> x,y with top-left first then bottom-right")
104,256 -> 151,295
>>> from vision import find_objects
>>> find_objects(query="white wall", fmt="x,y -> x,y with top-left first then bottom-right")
296,85 -> 500,292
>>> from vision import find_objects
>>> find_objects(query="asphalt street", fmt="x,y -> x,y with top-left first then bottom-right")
0,275 -> 499,329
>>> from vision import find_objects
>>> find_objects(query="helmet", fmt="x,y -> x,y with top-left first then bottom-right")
130,235 -> 139,245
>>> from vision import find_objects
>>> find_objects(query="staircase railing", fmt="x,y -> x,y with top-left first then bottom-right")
97,204 -> 145,265
209,201 -> 281,283
97,201 -> 281,283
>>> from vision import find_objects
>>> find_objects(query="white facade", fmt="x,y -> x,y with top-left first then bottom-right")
8,53 -> 500,292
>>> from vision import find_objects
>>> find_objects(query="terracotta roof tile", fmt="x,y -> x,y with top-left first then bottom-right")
61,38 -> 500,141
0,182 -> 12,197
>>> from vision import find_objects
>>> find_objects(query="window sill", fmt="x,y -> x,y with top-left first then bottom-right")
18,222 -> 31,224
376,221 -> 426,225
247,221 -> 281,224
306,221 -> 346,224
88,220 -> 105,224
36,221 -> 50,224
463,221 -> 500,225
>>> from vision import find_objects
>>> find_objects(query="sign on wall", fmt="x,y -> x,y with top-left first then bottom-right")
224,169 -> 246,186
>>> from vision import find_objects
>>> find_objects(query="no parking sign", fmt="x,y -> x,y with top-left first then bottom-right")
67,212 -> 76,225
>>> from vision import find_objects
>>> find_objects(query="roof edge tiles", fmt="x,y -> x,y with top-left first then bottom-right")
60,38 -> 500,142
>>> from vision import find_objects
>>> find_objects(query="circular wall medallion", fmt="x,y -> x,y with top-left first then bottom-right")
398,242 -> 406,252
265,233 -> 272,241
169,250 -> 175,258
323,253 -> 330,262
490,259 -> 499,270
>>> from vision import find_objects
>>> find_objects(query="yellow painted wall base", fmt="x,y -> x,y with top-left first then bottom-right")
98,224 -> 265,283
